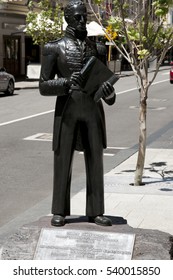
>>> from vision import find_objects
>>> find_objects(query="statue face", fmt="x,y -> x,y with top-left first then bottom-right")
66,4 -> 87,32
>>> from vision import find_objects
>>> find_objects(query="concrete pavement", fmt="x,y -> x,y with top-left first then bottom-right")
71,148 -> 173,235
15,79 -> 39,90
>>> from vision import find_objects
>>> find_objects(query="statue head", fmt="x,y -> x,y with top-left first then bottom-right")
64,0 -> 87,40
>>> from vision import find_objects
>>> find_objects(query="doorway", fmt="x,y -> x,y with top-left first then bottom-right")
3,36 -> 21,77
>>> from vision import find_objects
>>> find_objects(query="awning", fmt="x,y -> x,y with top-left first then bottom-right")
87,21 -> 105,37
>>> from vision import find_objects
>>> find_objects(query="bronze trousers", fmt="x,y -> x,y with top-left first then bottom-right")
52,90 -> 104,217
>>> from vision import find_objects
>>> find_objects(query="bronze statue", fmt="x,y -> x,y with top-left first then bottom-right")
39,0 -> 116,227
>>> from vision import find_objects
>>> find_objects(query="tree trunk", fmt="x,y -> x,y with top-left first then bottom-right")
134,88 -> 147,186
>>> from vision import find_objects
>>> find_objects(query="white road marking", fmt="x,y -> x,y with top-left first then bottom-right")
116,87 -> 137,95
117,79 -> 169,95
79,152 -> 115,157
129,105 -> 166,111
24,133 -> 52,141
162,72 -> 169,75
152,79 -> 169,85
24,133 -> 129,156
107,146 -> 128,150
0,110 -> 54,127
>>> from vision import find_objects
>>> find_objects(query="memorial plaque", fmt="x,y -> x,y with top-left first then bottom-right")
34,228 -> 135,260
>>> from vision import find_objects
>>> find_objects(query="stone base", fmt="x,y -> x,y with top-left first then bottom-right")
1,215 -> 173,260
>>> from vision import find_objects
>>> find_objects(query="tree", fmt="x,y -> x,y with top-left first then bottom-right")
25,0 -> 63,45
88,0 -> 173,185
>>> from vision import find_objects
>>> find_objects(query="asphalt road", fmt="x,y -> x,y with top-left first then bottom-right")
0,67 -> 172,241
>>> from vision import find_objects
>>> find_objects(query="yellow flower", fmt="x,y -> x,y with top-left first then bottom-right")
105,25 -> 117,41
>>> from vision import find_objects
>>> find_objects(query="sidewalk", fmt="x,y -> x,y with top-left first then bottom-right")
15,79 -> 39,90
71,148 -> 173,236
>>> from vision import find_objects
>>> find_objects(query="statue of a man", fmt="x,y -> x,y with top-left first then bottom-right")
39,0 -> 116,227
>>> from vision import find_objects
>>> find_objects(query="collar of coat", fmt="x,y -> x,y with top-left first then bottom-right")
65,26 -> 88,41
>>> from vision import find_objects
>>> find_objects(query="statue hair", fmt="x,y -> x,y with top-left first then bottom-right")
64,0 -> 86,18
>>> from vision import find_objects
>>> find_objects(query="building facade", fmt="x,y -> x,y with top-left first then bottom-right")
0,0 -> 40,77
0,0 -> 91,77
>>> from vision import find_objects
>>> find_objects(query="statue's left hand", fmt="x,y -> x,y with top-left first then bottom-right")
101,81 -> 115,98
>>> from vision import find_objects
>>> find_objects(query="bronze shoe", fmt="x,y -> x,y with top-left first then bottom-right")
51,215 -> 65,227
88,215 -> 112,226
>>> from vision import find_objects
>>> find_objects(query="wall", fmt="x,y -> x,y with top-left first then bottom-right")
0,1 -> 28,76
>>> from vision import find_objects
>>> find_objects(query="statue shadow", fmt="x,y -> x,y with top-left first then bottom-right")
65,215 -> 127,225
119,161 -> 173,187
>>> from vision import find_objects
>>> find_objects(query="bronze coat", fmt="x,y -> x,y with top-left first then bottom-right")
39,28 -> 115,152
